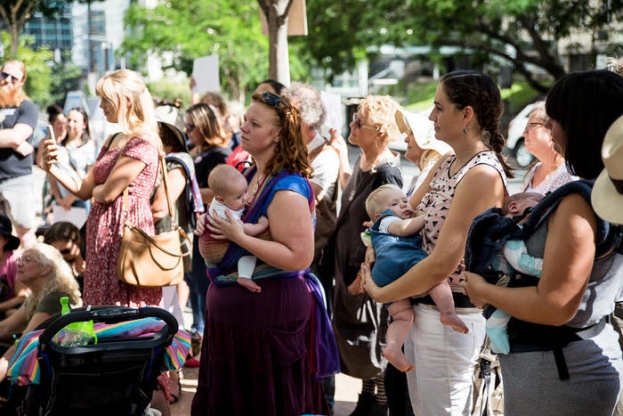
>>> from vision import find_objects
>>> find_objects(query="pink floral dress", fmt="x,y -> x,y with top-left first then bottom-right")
83,136 -> 162,307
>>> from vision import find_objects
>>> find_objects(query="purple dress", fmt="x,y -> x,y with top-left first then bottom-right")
191,171 -> 330,416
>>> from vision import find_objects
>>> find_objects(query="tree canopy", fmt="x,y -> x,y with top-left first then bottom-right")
295,0 -> 623,92
121,0 -> 307,102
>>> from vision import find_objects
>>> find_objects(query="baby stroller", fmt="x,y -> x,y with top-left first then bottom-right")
5,306 -> 188,416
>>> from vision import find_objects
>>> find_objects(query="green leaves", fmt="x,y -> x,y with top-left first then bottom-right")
121,0 -> 306,101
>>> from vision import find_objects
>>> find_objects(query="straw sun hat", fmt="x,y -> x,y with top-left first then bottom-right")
592,114 -> 623,224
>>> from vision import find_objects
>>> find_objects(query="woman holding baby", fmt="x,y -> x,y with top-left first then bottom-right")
190,91 -> 334,416
363,70 -> 511,415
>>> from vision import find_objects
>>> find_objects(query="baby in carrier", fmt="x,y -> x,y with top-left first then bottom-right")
466,191 -> 544,354
199,164 -> 269,292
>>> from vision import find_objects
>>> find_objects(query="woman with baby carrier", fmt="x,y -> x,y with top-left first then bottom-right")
463,70 -> 623,415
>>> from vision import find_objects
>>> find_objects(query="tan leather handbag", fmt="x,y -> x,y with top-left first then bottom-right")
117,154 -> 191,286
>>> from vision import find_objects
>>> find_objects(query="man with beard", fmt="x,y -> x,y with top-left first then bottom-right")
0,60 -> 39,248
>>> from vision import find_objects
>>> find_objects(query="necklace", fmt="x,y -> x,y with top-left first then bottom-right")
251,174 -> 267,196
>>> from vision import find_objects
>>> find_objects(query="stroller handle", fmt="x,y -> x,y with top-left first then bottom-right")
38,306 -> 179,347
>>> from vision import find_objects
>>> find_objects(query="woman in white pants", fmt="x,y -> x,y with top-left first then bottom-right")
363,70 -> 511,415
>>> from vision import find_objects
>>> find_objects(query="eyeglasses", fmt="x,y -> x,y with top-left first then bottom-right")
0,72 -> 22,84
260,91 -> 281,107
59,248 -> 72,255
524,122 -> 545,133
184,123 -> 196,132
352,113 -> 377,131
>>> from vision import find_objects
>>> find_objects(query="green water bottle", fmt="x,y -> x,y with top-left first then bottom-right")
57,297 -> 97,347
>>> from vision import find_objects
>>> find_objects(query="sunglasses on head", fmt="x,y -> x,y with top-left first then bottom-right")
0,72 -> 21,84
260,91 -> 282,107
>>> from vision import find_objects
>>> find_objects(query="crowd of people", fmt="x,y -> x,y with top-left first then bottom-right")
0,55 -> 623,416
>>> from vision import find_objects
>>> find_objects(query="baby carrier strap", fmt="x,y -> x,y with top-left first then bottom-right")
521,180 -> 609,250
208,169 -> 305,285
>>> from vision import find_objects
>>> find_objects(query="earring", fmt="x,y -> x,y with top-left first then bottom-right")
462,128 -> 467,134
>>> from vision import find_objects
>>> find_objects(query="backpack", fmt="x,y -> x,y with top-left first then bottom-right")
165,153 -> 204,230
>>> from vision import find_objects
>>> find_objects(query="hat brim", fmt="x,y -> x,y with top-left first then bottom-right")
399,110 -> 452,155
592,168 -> 623,224
158,121 -> 188,153
3,234 -> 20,251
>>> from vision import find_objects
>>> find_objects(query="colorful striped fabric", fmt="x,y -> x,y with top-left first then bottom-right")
7,317 -> 190,386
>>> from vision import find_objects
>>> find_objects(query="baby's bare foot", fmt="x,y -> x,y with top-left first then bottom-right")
440,313 -> 469,334
238,277 -> 261,293
383,347 -> 415,372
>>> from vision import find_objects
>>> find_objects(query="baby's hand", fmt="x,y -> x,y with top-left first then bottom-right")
257,216 -> 269,230
194,213 -> 207,236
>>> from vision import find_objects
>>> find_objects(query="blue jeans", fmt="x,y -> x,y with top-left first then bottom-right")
185,237 -> 209,333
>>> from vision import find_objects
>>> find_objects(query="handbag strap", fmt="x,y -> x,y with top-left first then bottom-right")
123,153 -> 173,219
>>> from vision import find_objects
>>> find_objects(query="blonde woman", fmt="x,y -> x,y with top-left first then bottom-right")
44,69 -> 162,307
330,95 -> 403,414
0,243 -> 81,382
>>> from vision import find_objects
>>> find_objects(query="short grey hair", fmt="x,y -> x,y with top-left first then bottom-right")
282,82 -> 326,131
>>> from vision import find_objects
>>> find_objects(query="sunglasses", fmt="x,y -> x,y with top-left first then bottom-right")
184,122 -> 196,132
59,248 -> 72,255
352,113 -> 377,131
0,72 -> 22,84
260,91 -> 282,107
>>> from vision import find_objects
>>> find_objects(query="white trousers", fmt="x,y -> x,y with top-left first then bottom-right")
405,303 -> 485,416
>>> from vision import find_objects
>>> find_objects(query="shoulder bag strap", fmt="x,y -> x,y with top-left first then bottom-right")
123,153 -> 173,223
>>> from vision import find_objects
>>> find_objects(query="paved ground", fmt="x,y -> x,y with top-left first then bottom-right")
171,367 -> 360,416
170,309 -> 360,416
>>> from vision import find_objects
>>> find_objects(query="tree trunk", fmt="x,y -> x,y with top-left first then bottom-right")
263,0 -> 292,86
9,25 -> 20,57
0,1 -> 34,58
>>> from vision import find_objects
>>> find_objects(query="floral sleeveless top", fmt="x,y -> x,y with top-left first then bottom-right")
417,151 -> 507,285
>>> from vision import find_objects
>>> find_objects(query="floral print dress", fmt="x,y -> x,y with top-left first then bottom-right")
83,136 -> 162,307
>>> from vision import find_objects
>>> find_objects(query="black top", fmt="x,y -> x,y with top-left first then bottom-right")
0,99 -> 38,179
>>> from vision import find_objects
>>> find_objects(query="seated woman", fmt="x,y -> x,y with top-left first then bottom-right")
0,243 -> 81,382
0,215 -> 30,319
43,222 -> 85,293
